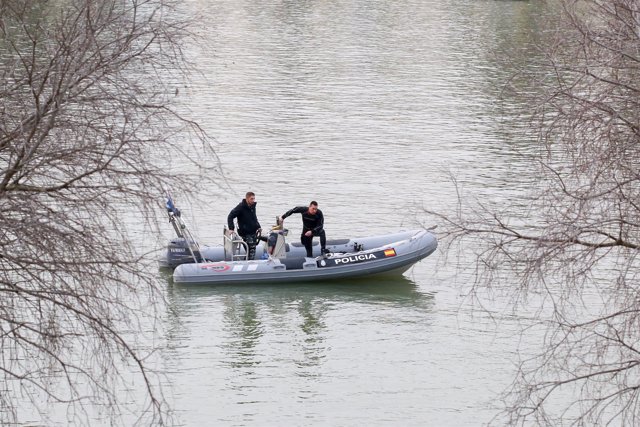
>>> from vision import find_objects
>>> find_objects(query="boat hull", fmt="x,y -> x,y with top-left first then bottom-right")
160,229 -> 425,269
172,230 -> 437,285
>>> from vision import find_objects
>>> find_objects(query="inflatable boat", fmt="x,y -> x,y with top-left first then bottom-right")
160,228 -> 432,269
161,196 -> 437,285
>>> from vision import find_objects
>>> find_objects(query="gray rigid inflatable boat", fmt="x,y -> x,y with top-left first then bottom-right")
161,229 -> 427,269
161,195 -> 437,285
172,229 -> 437,285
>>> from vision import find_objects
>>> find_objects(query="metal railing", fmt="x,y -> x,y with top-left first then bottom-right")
223,226 -> 249,261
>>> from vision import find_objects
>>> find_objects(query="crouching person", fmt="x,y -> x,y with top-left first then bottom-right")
279,201 -> 329,258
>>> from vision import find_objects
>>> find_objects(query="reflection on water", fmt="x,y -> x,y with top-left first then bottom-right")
165,274 -> 433,315
296,297 -> 326,372
222,298 -> 264,369
163,274 -> 435,379
162,274 -> 437,422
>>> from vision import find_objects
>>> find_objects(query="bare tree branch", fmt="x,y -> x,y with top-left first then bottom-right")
424,0 -> 640,424
0,0 -> 222,424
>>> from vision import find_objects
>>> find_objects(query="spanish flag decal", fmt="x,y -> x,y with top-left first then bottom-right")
384,248 -> 396,257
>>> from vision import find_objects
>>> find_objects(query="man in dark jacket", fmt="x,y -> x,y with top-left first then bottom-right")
227,192 -> 263,260
279,201 -> 328,257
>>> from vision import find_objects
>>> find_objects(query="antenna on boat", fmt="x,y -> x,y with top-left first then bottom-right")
165,191 -> 204,263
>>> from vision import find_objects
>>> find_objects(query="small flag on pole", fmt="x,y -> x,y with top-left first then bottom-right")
166,197 -> 175,212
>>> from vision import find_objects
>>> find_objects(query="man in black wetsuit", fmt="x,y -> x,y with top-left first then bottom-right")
227,191 -> 263,260
279,201 -> 329,257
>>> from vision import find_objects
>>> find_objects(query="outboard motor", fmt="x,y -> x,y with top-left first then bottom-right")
164,193 -> 205,266
166,237 -> 204,269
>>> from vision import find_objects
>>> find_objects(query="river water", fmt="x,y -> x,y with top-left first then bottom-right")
160,1 -> 548,425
